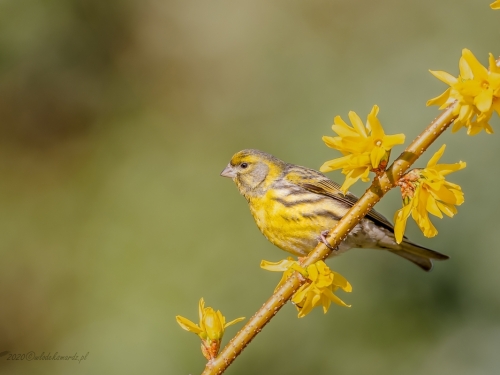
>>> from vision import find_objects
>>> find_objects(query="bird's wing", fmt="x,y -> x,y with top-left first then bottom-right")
285,167 -> 395,232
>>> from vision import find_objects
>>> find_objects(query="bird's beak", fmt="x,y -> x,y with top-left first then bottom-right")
220,164 -> 237,178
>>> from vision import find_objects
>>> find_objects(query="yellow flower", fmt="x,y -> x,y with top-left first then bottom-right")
491,0 -> 500,9
293,261 -> 352,318
394,145 -> 466,243
427,49 -> 500,135
261,259 -> 352,318
176,298 -> 245,360
321,105 -> 405,193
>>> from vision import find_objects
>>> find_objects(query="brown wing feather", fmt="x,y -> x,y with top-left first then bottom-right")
285,167 -> 395,233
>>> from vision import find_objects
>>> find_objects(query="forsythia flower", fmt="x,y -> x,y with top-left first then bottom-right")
491,0 -> 500,9
261,259 -> 352,318
320,105 -> 405,193
394,145 -> 466,243
176,298 -> 245,360
427,49 -> 500,135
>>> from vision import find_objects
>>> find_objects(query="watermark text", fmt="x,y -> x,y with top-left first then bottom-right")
1,351 -> 89,363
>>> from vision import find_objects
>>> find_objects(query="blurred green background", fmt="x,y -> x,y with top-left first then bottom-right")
0,0 -> 499,374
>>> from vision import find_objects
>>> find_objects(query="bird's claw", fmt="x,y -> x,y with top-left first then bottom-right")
319,230 -> 338,251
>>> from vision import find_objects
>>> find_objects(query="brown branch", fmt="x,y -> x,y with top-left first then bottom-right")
201,103 -> 458,375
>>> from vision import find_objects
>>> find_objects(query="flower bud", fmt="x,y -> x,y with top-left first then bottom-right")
201,307 -> 224,341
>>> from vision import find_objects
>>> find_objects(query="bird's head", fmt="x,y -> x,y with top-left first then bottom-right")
221,149 -> 285,196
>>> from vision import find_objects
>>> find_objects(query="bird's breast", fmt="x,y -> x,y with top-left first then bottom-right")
247,188 -> 344,256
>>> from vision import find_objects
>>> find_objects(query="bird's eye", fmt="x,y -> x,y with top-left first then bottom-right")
240,162 -> 248,169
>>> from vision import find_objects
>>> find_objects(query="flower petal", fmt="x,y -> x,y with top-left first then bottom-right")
322,288 -> 351,308
367,105 -> 384,139
426,195 -> 443,218
332,116 -> 358,137
332,272 -> 353,292
394,203 -> 413,244
176,315 -> 203,334
260,258 -> 296,272
459,55 -> 473,80
426,144 -> 446,168
383,134 -> 405,149
489,53 -> 500,73
427,87 -> 452,107
427,183 -> 462,205
492,99 -> 500,116
199,298 -> 205,322
322,135 -> 342,150
462,49 -> 488,81
458,104 -> 473,122
429,70 -> 458,86
436,201 -> 458,217
295,288 -> 315,318
224,317 -> 245,328
320,155 -> 353,172
331,125 -> 357,139
370,147 -> 386,169
340,167 -> 369,193
474,90 -> 493,112
339,136 -> 371,154
433,161 -> 466,176
321,295 -> 332,314
348,111 -> 368,137
413,191 -> 438,238
307,263 -> 319,281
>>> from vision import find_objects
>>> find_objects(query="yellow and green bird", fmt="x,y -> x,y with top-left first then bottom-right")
221,149 -> 448,271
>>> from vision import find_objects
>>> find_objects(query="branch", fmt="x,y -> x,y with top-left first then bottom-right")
201,103 -> 458,375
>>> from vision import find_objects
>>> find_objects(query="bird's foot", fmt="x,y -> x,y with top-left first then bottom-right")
319,230 -> 338,251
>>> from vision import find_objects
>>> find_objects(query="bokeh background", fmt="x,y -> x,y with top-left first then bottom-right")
0,0 -> 499,374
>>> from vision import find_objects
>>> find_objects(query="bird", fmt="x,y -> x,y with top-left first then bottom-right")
220,149 -> 449,271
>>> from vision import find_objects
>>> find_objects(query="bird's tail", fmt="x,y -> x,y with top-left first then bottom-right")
388,240 -> 449,271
